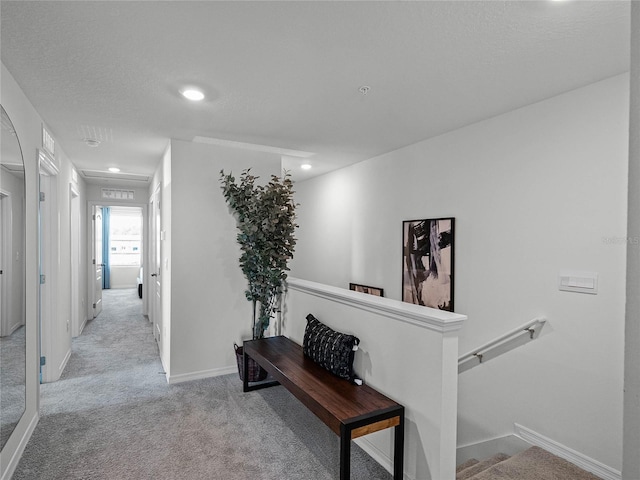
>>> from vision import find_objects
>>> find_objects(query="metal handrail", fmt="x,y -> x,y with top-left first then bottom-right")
458,317 -> 546,374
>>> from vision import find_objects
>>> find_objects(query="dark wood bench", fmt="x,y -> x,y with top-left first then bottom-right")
243,335 -> 404,480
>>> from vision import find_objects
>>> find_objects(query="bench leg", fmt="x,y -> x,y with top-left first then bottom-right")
340,424 -> 351,480
393,413 -> 404,480
242,349 -> 249,393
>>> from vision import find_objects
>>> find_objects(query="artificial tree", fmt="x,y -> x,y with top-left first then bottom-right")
220,169 -> 298,339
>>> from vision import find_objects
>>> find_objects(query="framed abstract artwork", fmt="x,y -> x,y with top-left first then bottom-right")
402,217 -> 454,311
349,283 -> 384,297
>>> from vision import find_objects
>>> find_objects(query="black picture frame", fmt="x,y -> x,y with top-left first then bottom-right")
402,217 -> 454,311
349,283 -> 384,297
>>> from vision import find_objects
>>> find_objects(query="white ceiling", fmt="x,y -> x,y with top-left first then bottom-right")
0,1 -> 631,184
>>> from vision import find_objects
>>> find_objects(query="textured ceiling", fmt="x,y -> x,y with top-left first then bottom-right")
0,1 -> 631,183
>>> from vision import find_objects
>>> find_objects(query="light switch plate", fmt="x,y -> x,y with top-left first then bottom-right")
559,271 -> 598,295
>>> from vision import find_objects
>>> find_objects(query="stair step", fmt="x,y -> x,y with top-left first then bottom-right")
457,458 -> 480,473
457,453 -> 510,480
469,446 -> 601,480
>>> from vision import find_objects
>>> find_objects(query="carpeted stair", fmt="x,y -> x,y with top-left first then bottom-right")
457,446 -> 601,480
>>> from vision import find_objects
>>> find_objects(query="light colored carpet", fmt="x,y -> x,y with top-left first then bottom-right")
0,325 -> 26,448
12,288 -> 391,480
457,446 -> 601,480
456,453 -> 509,480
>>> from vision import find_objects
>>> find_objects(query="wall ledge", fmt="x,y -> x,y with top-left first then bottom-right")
286,277 -> 467,333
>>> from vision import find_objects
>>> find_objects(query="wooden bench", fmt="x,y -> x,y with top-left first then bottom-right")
243,335 -> 404,480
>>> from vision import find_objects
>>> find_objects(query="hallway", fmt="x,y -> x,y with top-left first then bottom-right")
11,289 -> 390,480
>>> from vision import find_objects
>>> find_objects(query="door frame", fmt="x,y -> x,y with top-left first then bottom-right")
38,149 -> 59,383
0,189 -> 13,336
86,199 -> 149,320
91,205 -> 104,319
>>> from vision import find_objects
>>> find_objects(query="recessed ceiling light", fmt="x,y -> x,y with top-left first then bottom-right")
301,164 -> 312,170
181,88 -> 205,101
108,167 -> 121,173
358,85 -> 371,95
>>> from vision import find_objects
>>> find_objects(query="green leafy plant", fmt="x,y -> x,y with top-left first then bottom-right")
220,169 -> 298,339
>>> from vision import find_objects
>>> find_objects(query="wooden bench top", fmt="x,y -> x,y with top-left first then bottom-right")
243,336 -> 402,437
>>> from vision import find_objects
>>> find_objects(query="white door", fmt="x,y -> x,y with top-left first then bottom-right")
150,186 -> 162,352
93,205 -> 103,318
38,157 -> 60,383
70,185 -> 81,336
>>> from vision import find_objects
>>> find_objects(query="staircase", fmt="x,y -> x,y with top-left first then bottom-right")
456,446 -> 601,480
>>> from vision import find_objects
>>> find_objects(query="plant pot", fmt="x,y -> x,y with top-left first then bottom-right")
234,343 -> 268,382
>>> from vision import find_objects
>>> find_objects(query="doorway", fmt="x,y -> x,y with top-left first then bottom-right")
88,201 -> 148,323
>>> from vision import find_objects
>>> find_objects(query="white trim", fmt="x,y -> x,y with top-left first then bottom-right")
0,413 -> 39,480
286,277 -> 467,333
78,316 -> 88,336
38,148 -> 58,176
167,365 -> 238,384
58,347 -> 72,375
514,423 -> 621,480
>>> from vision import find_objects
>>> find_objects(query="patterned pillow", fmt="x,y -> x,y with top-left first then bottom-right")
303,314 -> 360,381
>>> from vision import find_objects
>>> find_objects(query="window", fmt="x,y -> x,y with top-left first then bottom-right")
109,207 -> 142,266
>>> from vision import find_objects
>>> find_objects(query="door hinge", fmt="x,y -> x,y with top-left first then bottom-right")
92,214 -> 96,221
39,192 -> 45,202
40,356 -> 46,366
93,303 -> 96,309
92,258 -> 96,265
40,274 -> 46,284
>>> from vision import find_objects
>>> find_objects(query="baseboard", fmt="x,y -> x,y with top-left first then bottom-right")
354,437 -> 412,480
78,316 -> 88,336
457,433 -> 531,465
167,365 -> 238,384
0,412 -> 39,480
514,423 -> 621,480
59,347 -> 72,376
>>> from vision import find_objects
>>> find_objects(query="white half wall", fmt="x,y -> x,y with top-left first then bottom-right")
109,266 -> 139,289
290,74 -> 629,472
283,278 -> 466,480
168,140 -> 282,379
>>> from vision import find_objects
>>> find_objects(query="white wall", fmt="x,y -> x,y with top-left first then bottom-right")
290,74 -> 629,472
51,138 -> 85,381
624,3 -> 640,479
1,62 -> 91,478
167,140 -> 281,381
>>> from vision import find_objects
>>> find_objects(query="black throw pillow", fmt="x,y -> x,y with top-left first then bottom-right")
303,313 -> 360,381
